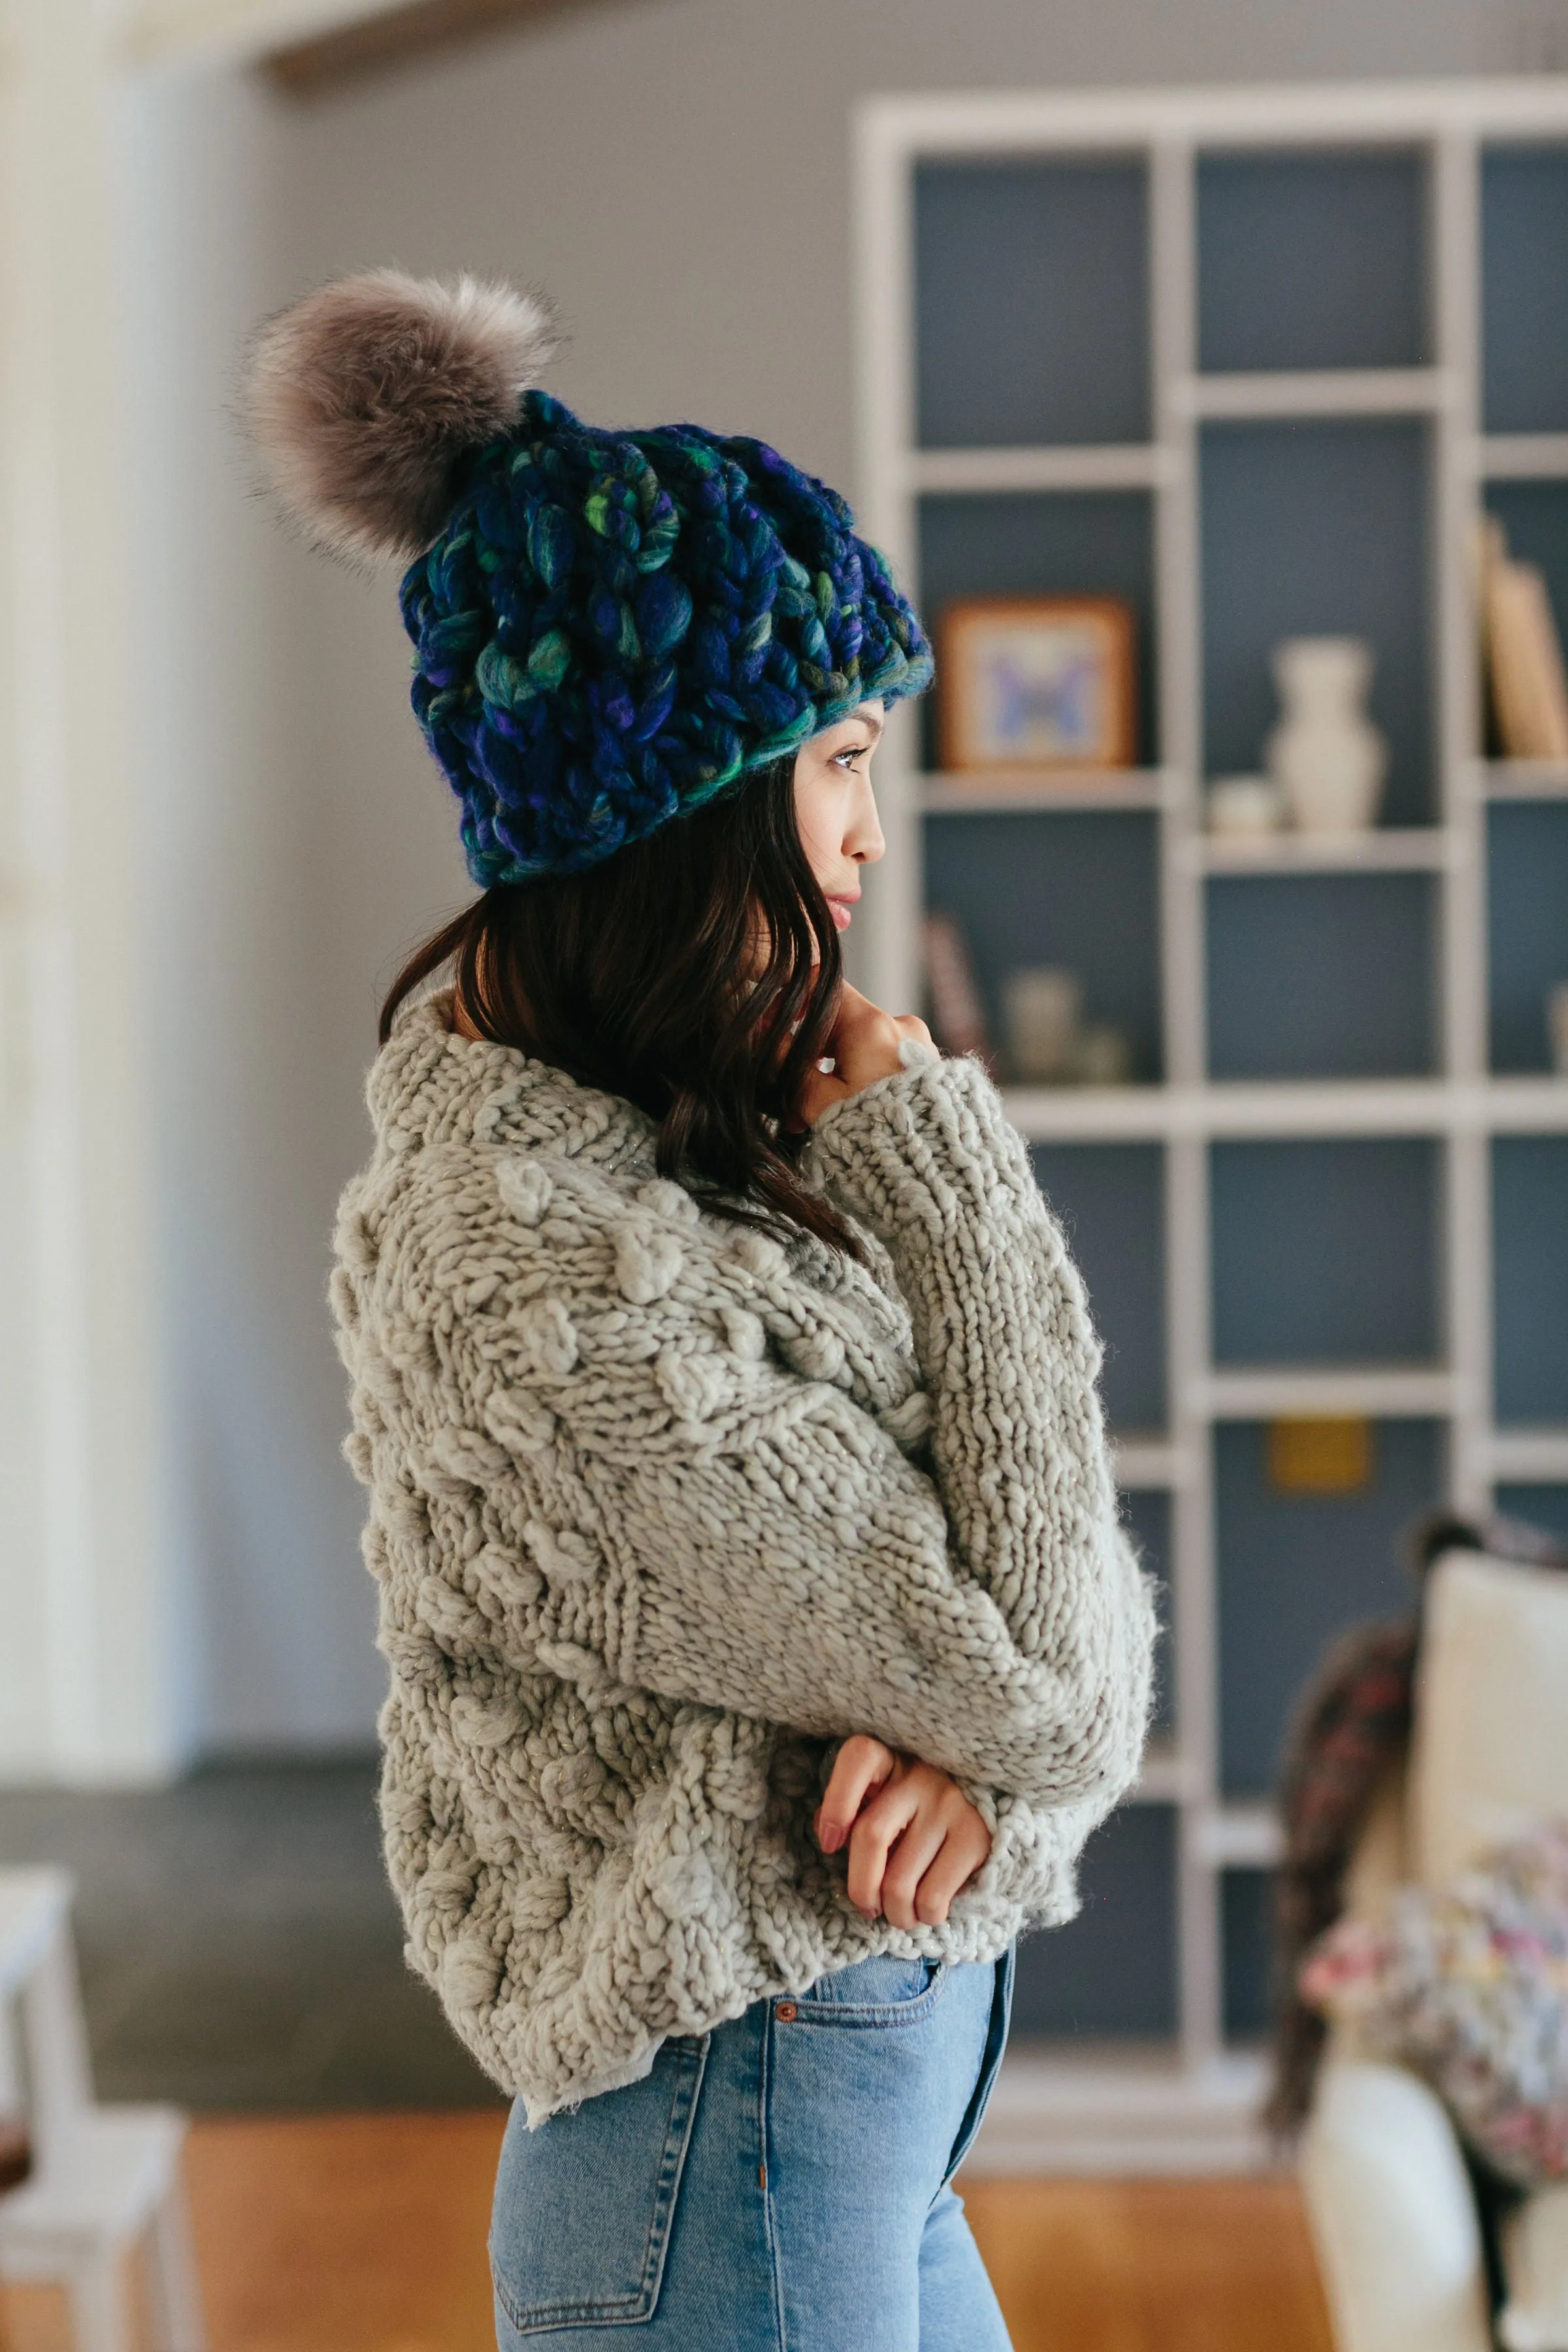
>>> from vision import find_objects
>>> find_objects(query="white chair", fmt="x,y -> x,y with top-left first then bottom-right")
0,1868 -> 207,2352
1299,1548 -> 1568,2352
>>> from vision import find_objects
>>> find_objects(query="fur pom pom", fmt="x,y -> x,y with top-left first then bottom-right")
245,269 -> 560,566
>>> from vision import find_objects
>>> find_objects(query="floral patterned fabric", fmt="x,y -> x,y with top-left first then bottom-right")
1301,1825 -> 1568,2187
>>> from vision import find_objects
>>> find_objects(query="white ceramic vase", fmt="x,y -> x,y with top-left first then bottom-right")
1266,636 -> 1388,837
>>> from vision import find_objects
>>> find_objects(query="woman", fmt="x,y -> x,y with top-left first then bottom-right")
247,270 -> 1154,2351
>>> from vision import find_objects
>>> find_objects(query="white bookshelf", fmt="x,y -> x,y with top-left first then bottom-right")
853,78 -> 1568,2170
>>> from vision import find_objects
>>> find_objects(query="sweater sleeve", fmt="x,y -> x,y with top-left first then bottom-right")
574,1047 -> 1156,1812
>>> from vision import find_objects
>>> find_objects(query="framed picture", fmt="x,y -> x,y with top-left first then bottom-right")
938,595 -> 1137,773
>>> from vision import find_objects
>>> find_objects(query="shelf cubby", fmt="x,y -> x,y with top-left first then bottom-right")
1492,1135 -> 1568,1424
1011,1805 -> 1178,2040
928,809 -> 1163,1081
917,489 -> 1160,770
1197,147 -> 1430,377
1221,1867 -> 1275,2045
1200,418 -> 1434,825
1031,1143 -> 1168,1431
1210,1137 -> 1441,1367
1206,872 -> 1439,1080
1488,802 -> 1568,1072
1216,1418 -> 1444,1799
915,157 -> 1151,449
1482,144 -> 1568,436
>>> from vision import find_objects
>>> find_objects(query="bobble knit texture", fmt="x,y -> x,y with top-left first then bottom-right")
333,1003 -> 1156,2123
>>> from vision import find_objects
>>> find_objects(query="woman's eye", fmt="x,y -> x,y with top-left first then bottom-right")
834,743 -> 867,770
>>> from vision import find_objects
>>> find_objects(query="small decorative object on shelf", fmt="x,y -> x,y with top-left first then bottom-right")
1548,979 -> 1568,1078
1075,1022 -> 1134,1086
1000,964 -> 1133,1086
1267,1417 -> 1375,1497
1206,774 -> 1286,841
1002,964 -> 1081,1081
1480,519 -> 1568,761
1266,637 -> 1389,838
938,595 -> 1137,776
920,910 -> 993,1066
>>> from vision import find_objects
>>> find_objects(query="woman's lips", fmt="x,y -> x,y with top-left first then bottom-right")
826,896 -> 857,932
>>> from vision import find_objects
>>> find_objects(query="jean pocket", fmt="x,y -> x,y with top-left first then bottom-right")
490,2036 -> 706,2336
791,1952 -> 947,2024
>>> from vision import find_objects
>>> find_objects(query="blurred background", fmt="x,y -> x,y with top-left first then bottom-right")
2,3 -> 1567,2347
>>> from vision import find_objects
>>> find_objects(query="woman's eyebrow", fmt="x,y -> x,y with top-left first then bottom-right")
852,706 -> 886,737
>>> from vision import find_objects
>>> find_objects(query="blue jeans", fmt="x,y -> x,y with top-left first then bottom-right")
490,1945 -> 1016,2349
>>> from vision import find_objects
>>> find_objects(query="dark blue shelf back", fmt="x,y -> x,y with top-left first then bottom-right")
1211,1137 -> 1440,1366
926,809 -> 1162,1081
1032,1144 -> 1168,1433
1207,872 -> 1437,1080
1122,1488 -> 1174,1733
1223,1868 -> 1275,2042
1482,146 -> 1568,435
1218,1418 -> 1443,1797
915,158 -> 1151,448
1011,1805 -> 1177,2038
1493,1136 -> 1568,1423
1200,419 -> 1433,824
917,490 -> 1159,768
1496,1485 -> 1568,1542
1488,804 -> 1568,1073
1198,148 -> 1430,374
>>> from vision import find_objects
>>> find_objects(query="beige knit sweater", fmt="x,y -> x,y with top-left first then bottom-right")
332,998 -> 1155,2121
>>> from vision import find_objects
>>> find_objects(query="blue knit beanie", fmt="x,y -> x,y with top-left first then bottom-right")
246,270 -> 932,884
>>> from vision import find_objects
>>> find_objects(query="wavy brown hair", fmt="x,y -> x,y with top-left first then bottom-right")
380,757 -> 860,1254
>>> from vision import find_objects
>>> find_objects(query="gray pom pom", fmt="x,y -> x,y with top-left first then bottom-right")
244,268 -> 560,566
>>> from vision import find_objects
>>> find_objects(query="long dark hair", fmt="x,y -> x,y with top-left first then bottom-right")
380,757 -> 859,1254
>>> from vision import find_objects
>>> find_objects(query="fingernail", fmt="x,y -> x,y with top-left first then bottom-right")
820,1823 -> 843,1854
857,1906 -> 877,1923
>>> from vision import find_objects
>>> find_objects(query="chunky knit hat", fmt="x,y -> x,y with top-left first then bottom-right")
246,270 -> 932,883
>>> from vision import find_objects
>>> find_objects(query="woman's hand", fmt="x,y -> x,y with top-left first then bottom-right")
795,985 -> 932,1128
813,1735 -> 992,1929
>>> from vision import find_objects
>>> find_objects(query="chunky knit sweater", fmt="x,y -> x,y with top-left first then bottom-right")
332,998 -> 1155,2122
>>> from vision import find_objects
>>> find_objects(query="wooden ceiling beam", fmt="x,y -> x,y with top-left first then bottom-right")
263,0 -> 628,92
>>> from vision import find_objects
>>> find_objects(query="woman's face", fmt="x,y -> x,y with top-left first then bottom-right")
792,702 -> 886,936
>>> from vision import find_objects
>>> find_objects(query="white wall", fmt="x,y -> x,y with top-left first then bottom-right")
121,61 -> 454,1750
135,0 -> 1518,1754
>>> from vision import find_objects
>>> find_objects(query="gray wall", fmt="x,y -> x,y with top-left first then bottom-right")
141,0 -> 1518,1751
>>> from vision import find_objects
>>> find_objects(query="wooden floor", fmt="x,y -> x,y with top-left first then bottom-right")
2,2115 -> 1335,2352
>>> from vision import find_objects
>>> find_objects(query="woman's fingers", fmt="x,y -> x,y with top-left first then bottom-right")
815,1735 -> 895,1856
878,1814 -> 950,1932
831,987 -> 912,1096
909,1814 -> 992,1927
794,986 -> 933,1124
844,1774 -> 923,1917
841,1765 -> 994,1925
819,1749 -> 993,1924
